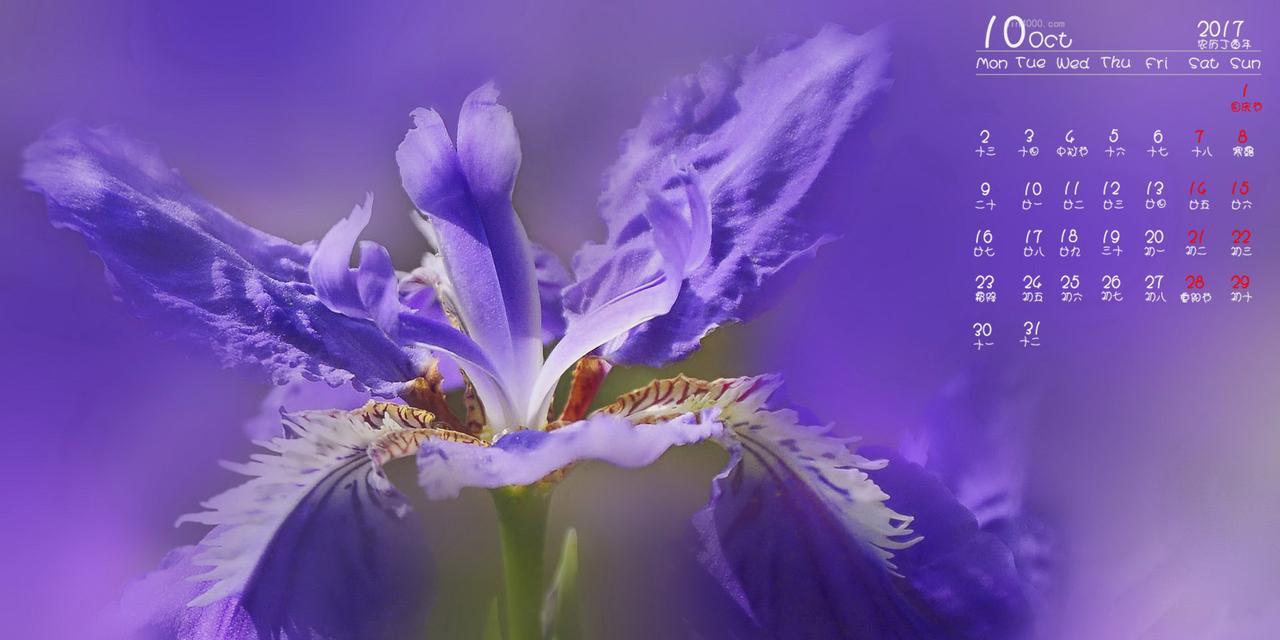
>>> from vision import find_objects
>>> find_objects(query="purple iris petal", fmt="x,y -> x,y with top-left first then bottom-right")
903,364 -> 1058,601
904,366 -> 1036,527
561,242 -> 665,323
309,194 -> 378,320
396,84 -> 542,420
110,536 -> 430,640
23,123 -> 420,396
683,373 -> 1035,639
692,410 -> 939,638
355,241 -> 401,337
396,310 -> 507,408
306,194 -> 404,338
570,25 -> 891,367
167,407 -> 435,639
526,184 -> 704,424
639,169 -> 712,278
456,85 -> 543,387
531,243 -> 570,342
108,545 -> 261,639
865,447 -> 1035,639
394,257 -> 470,391
528,271 -> 676,424
684,451 -> 1035,640
401,233 -> 565,347
398,264 -> 448,319
417,410 -> 721,499
306,197 -> 502,380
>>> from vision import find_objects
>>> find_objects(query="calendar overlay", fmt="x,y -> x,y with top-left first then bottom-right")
965,16 -> 1267,351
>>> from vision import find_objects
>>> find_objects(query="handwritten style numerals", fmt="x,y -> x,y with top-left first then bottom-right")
984,15 -> 1074,50
968,121 -> 1258,348
1196,19 -> 1245,40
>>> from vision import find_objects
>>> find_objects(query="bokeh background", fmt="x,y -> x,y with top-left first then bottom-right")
1,0 -> 1276,638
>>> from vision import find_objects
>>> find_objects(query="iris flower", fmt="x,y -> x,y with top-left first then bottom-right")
25,26 -> 1032,640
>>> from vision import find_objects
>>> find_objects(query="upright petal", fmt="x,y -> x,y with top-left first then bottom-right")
456,85 -> 542,383
570,25 -> 891,367
406,214 -> 566,346
356,241 -> 402,337
306,194 -> 406,338
305,200 -> 501,387
531,243 -> 570,342
526,268 -> 677,425
23,123 -> 420,395
173,403 -> 441,638
309,194 -> 377,320
525,184 -> 703,425
397,85 -> 541,422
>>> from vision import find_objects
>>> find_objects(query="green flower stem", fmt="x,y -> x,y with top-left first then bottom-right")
492,485 -> 552,640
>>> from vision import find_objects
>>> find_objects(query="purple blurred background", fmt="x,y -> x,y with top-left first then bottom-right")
1,0 -> 1275,637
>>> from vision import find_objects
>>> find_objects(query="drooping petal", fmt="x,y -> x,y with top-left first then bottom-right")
108,541 -> 431,640
903,363 -> 1058,604
22,123 -> 420,395
417,410 -> 722,499
396,85 -> 541,423
571,25 -> 891,367
864,447 -> 1036,639
174,403 -> 441,638
602,376 -> 920,559
905,365 -> 1036,526
108,545 -> 261,639
601,374 -> 1031,638
691,386 -> 938,638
